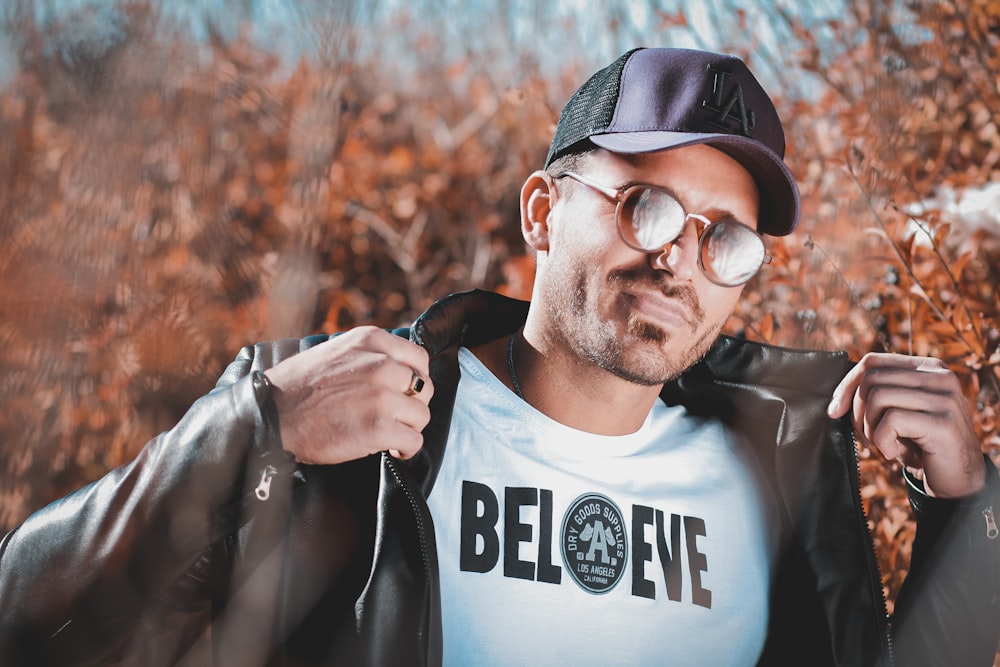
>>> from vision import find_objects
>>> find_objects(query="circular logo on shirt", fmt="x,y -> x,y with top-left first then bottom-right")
560,493 -> 628,594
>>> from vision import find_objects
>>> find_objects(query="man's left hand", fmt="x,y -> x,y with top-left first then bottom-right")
827,352 -> 987,498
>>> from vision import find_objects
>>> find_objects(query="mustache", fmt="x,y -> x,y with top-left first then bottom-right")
608,268 -> 706,325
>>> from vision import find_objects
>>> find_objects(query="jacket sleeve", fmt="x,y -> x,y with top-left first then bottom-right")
891,456 -> 1000,666
0,340 -> 311,666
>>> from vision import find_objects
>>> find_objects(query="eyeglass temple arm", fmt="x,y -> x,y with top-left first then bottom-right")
557,171 -> 622,201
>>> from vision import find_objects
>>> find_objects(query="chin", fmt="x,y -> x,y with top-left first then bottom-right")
615,317 -> 720,385
602,338 -> 693,387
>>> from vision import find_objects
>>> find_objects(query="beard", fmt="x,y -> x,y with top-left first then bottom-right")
544,263 -> 723,386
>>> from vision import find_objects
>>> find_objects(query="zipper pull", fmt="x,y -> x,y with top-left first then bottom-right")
983,506 -> 999,540
255,465 -> 278,501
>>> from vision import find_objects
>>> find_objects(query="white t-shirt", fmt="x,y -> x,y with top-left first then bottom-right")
426,348 -> 778,667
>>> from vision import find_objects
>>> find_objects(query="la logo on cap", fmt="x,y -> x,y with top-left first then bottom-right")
702,65 -> 756,137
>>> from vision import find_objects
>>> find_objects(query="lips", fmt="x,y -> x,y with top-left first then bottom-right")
607,267 -> 706,331
627,290 -> 694,329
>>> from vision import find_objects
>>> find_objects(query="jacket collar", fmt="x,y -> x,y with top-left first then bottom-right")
408,289 -> 528,358
400,289 -> 852,487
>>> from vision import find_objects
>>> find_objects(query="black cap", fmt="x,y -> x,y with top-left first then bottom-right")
545,48 -> 800,236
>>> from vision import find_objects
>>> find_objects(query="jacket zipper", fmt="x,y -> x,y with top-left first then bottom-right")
385,455 -> 433,664
849,429 -> 895,667
254,464 -> 278,501
983,503 -> 1000,650
983,506 -> 999,539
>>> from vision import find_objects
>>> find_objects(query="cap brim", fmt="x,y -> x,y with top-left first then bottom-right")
590,131 -> 800,236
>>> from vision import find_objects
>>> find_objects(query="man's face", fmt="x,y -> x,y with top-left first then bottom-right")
535,144 -> 761,385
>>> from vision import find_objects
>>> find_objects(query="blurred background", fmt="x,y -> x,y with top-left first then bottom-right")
1,0 -> 999,620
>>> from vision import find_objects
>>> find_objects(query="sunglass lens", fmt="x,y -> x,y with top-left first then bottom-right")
700,222 -> 766,286
622,188 -> 686,251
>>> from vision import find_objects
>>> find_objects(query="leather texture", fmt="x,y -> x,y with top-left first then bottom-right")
1,289 -> 998,666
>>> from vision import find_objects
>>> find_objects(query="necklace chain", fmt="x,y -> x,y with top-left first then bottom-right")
507,332 -> 525,399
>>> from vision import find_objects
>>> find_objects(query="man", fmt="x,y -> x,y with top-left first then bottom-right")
1,48 -> 998,667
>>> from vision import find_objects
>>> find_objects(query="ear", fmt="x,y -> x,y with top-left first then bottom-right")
519,171 -> 554,252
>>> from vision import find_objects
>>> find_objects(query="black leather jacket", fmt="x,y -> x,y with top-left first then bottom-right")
1,290 -> 999,666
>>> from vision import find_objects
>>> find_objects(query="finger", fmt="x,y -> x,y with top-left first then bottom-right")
854,382 -> 954,458
863,405 -> 924,460
859,384 -> 953,435
385,364 -> 435,406
402,370 -> 436,404
391,391 -> 433,433
829,362 -> 868,419
851,367 -> 962,447
323,327 -> 430,379
386,424 -> 426,460
403,371 -> 425,396
865,394 -> 970,454
863,401 -> 984,495
355,331 -> 433,402
871,406 -> 984,499
355,327 -> 431,378
852,395 -> 931,471
407,372 -> 435,405
374,421 -> 424,461
854,352 -> 948,374
858,366 -> 956,400
363,354 -> 435,406
828,353 -> 949,418
288,412 -> 424,466
347,394 -> 428,460
388,444 -> 421,460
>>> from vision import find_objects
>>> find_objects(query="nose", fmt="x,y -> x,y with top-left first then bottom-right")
649,219 -> 698,280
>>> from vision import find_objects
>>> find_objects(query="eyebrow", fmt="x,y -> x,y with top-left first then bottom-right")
698,205 -> 757,230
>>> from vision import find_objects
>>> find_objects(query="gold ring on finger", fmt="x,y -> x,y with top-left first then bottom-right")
404,370 -> 425,396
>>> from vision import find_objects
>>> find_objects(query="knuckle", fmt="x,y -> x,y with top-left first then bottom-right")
365,411 -> 390,439
370,385 -> 397,406
415,404 -> 432,429
858,352 -> 877,365
370,360 -> 399,385
942,372 -> 963,393
415,344 -> 430,365
865,385 -> 890,411
398,431 -> 425,457
355,325 -> 385,346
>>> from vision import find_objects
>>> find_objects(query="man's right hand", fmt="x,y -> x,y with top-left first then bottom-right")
263,326 -> 434,465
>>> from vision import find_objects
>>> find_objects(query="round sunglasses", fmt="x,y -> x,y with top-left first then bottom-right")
557,171 -> 770,287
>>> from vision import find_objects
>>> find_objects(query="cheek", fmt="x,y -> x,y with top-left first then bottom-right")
545,220 -> 625,285
549,197 -> 621,253
700,285 -> 743,330
552,216 -> 617,256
